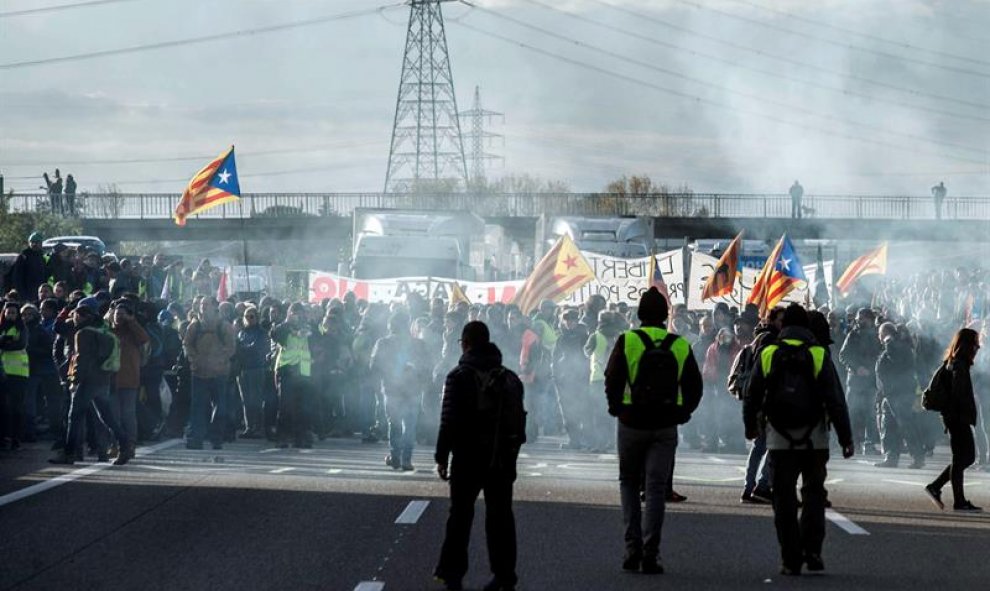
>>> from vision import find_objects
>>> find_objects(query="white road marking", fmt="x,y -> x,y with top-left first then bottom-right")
327,469 -> 343,474
259,448 -> 280,454
675,475 -> 744,483
707,456 -> 728,464
882,479 -> 924,487
825,478 -> 845,485
354,582 -> 385,591
270,467 -> 294,474
826,509 -> 870,535
0,439 -> 181,508
533,463 -> 548,468
395,500 -> 430,524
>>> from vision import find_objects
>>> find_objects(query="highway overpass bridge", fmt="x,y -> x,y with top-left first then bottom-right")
5,192 -> 989,243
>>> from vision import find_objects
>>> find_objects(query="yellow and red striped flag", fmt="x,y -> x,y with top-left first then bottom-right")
174,145 -> 240,226
449,281 -> 470,309
747,234 -> 806,316
835,243 -> 887,296
701,231 -> 743,301
513,234 -> 594,314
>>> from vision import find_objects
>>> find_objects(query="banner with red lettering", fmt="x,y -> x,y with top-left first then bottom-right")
309,272 -> 523,305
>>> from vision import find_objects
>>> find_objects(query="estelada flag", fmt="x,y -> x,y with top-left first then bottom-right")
701,231 -> 743,301
174,146 -> 240,226
747,234 -> 806,316
835,243 -> 888,296
514,234 -> 594,315
648,252 -> 670,307
449,281 -> 470,309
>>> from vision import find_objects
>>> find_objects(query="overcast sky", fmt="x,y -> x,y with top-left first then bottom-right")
1,0 -> 989,195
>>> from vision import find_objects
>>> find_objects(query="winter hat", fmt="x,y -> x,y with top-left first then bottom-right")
781,303 -> 810,329
637,287 -> 668,324
28,231 -> 44,243
76,297 -> 101,315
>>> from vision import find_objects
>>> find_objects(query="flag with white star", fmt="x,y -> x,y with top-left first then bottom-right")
747,234 -> 806,316
514,234 -> 594,315
174,145 -> 240,226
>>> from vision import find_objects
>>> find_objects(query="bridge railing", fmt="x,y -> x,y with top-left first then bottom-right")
4,192 -> 988,220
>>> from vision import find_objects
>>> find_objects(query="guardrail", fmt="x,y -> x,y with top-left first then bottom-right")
3,192 -> 987,220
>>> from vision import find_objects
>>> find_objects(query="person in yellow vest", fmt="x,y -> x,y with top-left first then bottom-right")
584,310 -> 623,453
743,303 -> 854,576
603,287 -> 703,575
271,302 -> 314,448
1,302 -> 30,450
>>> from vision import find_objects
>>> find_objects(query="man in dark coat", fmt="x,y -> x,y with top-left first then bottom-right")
434,321 -> 525,591
13,233 -> 48,302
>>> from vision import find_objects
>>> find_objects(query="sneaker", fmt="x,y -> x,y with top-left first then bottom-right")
385,454 -> 401,470
401,463 -> 415,472
805,554 -> 825,572
622,551 -> 641,572
113,443 -> 135,466
751,486 -> 773,503
953,501 -> 983,513
641,557 -> 664,575
666,490 -> 688,503
925,484 -> 945,510
433,571 -> 462,591
48,451 -> 76,465
779,564 -> 802,576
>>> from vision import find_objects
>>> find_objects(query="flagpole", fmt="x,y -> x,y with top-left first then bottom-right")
238,198 -> 252,295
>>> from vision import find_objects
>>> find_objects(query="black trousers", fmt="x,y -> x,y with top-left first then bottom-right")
769,449 -> 829,568
436,456 -> 518,586
931,422 -> 976,505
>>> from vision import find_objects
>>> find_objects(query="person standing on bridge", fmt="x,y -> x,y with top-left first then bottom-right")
932,181 -> 947,220
604,287 -> 703,575
434,320 -> 526,591
789,180 -> 804,219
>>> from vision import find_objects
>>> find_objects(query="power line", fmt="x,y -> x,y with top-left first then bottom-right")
450,18 -> 986,168
80,160 -> 381,186
464,2 -> 987,158
0,140 -> 386,166
0,0 -> 146,18
724,0 -> 990,68
521,0 -> 990,126
679,0 -> 990,80
0,3 -> 404,70
589,0 -> 989,112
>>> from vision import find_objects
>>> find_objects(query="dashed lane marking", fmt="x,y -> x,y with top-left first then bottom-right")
825,478 -> 845,485
707,456 -> 728,464
0,439 -> 182,508
327,469 -> 343,474
270,467 -> 295,474
826,509 -> 870,535
354,582 -> 385,591
259,448 -> 281,454
882,479 -> 925,487
395,500 -> 430,524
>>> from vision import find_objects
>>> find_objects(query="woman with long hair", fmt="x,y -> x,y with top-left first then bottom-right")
925,328 -> 982,512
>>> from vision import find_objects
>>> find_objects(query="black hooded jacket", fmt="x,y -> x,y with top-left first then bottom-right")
435,341 -> 525,468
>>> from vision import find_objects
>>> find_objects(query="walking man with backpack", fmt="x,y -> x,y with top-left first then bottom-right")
744,304 -> 854,576
603,287 -> 703,575
50,297 -> 131,465
434,321 -> 526,591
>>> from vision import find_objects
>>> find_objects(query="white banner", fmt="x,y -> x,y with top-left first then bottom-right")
309,272 -> 523,305
688,253 -> 834,310
559,249 -> 685,307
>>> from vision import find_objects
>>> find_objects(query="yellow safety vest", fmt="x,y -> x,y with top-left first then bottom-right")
760,339 -> 825,379
276,332 -> 312,377
621,327 -> 689,406
589,332 -> 608,383
1,326 -> 29,378
534,318 -> 558,352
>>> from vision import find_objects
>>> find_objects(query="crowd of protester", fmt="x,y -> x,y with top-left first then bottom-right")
0,232 -> 986,482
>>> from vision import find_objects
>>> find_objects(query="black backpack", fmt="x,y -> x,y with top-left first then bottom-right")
470,366 -> 527,465
922,363 -> 952,412
764,341 -> 823,446
629,330 -> 689,425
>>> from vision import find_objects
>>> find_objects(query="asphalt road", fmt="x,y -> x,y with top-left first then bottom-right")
2,435 -> 990,591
